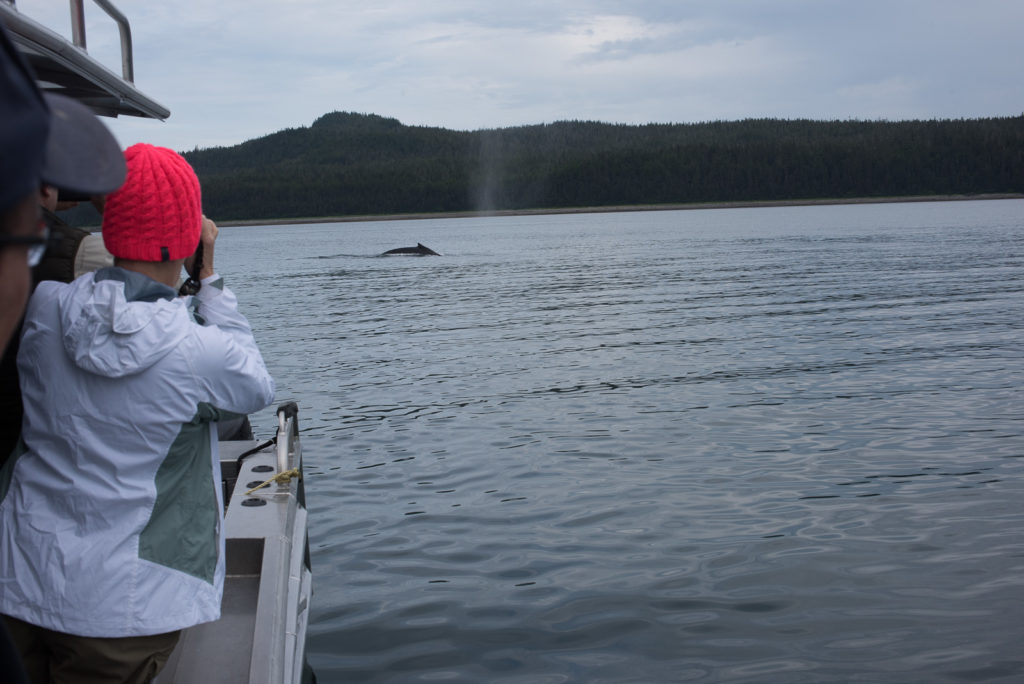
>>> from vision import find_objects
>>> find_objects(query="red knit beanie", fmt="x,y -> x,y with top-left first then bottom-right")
102,143 -> 202,262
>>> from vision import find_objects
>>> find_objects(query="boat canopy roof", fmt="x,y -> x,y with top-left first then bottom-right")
0,0 -> 168,120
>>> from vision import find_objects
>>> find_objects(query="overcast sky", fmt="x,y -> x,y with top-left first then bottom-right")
16,0 -> 1024,152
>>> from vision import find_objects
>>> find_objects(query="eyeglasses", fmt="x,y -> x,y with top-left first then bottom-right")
0,223 -> 51,267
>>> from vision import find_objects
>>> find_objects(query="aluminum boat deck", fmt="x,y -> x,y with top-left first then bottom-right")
158,405 -> 313,684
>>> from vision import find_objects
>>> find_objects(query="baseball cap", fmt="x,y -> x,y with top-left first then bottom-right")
0,24 -> 126,213
41,93 -> 127,200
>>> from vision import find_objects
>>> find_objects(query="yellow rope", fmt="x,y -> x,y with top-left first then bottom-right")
245,467 -> 301,495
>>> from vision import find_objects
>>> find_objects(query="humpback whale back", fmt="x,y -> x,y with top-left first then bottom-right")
381,243 -> 441,256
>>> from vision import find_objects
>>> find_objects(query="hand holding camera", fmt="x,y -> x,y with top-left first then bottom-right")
181,215 -> 218,295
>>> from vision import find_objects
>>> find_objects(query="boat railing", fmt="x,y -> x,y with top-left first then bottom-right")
276,401 -> 299,475
72,0 -> 135,83
4,0 -> 134,81
0,0 -> 169,119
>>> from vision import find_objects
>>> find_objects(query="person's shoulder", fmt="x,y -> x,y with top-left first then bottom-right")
28,270 -> 101,314
20,279 -> 68,332
30,277 -> 70,303
74,233 -> 113,278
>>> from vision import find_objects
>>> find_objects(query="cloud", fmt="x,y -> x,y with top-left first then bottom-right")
11,0 -> 1023,151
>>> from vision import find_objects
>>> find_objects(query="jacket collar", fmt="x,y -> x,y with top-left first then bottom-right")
94,266 -> 177,303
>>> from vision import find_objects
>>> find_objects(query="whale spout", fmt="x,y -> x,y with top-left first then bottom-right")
381,243 -> 441,256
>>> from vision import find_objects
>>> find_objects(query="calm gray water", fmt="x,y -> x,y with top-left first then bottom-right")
217,200 -> 1024,683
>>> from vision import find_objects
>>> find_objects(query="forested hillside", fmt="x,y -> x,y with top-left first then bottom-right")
179,112 -> 1024,222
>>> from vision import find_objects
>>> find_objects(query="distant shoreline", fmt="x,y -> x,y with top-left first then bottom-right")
219,193 -> 1024,227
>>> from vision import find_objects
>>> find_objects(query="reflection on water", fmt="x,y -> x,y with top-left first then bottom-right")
218,200 -> 1024,682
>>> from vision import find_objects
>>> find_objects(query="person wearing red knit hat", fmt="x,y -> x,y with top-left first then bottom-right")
103,143 -> 203,264
0,143 -> 275,683
100,142 -> 207,291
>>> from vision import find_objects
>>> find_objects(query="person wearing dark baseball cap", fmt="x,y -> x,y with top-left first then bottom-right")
0,23 -> 125,354
0,22 -> 126,684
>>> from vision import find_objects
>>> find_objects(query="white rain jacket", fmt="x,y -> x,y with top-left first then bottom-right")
0,267 -> 275,637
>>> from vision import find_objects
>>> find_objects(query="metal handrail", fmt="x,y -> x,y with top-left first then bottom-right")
276,402 -> 300,474
4,0 -> 136,82
1,0 -> 170,119
69,0 -> 135,82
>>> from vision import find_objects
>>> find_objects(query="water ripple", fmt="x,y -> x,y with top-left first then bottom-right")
220,202 -> 1024,682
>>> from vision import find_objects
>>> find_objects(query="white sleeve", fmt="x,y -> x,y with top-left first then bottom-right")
189,274 -> 276,415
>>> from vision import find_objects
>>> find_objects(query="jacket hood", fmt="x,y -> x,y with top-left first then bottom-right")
59,267 -> 191,377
